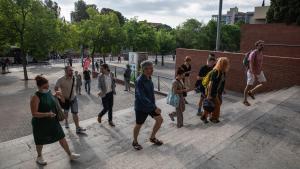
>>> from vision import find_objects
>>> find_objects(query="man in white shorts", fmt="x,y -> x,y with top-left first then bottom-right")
243,40 -> 267,106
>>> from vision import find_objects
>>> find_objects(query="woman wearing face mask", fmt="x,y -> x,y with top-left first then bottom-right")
30,75 -> 80,166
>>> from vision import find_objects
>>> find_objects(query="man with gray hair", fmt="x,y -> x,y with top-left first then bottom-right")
132,60 -> 164,150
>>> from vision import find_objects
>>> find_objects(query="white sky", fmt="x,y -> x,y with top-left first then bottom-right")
56,0 -> 270,27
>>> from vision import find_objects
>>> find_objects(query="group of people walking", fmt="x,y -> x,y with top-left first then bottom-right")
29,40 -> 266,165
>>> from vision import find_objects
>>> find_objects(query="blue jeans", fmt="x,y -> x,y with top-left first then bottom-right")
85,80 -> 91,94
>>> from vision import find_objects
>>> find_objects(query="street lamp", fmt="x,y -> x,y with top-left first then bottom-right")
216,0 -> 223,51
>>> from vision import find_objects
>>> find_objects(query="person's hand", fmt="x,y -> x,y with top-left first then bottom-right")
48,112 -> 56,118
155,108 -> 161,114
54,91 -> 62,97
98,92 -> 103,97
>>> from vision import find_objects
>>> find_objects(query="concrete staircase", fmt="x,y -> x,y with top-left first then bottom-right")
0,86 -> 299,169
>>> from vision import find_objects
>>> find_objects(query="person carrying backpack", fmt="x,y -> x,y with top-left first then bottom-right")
196,54 -> 217,116
201,57 -> 229,124
243,40 -> 266,106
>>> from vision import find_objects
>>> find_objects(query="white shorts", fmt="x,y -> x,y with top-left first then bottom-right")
247,70 -> 267,85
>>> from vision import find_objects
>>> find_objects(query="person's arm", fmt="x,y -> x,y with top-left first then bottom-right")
136,81 -> 156,112
249,51 -> 258,75
30,95 -> 56,118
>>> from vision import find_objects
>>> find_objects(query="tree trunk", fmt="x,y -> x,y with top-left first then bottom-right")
20,34 -> 28,80
161,55 -> 164,66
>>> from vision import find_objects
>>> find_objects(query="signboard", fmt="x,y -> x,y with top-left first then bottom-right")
129,52 -> 138,81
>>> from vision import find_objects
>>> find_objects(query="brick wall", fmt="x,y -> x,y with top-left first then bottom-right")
241,24 -> 300,58
176,48 -> 300,93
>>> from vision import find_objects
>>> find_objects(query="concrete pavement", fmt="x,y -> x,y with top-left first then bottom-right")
0,86 -> 299,169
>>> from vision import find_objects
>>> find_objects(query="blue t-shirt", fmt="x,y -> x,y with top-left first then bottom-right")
134,74 -> 156,112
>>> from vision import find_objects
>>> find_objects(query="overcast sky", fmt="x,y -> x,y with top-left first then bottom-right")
56,0 -> 270,27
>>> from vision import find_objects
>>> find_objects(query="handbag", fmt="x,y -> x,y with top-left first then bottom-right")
167,80 -> 181,108
58,77 -> 74,109
52,96 -> 65,121
203,98 -> 215,112
167,90 -> 180,108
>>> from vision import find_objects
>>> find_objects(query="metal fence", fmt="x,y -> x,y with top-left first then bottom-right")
108,65 -> 174,93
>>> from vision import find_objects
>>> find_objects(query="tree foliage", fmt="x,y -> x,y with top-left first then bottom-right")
267,0 -> 300,25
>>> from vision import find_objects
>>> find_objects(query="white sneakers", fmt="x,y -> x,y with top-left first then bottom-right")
36,156 -> 47,165
69,153 -> 81,161
36,153 -> 80,165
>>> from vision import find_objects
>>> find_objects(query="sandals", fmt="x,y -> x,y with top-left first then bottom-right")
150,138 -> 163,146
248,91 -> 255,100
132,142 -> 143,150
243,101 -> 251,106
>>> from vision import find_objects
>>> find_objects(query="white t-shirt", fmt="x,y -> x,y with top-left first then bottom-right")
104,74 -> 112,93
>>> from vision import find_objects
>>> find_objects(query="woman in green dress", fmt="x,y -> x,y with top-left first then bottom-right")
30,75 -> 80,165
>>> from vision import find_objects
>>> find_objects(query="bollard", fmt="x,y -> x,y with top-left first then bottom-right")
158,76 -> 160,91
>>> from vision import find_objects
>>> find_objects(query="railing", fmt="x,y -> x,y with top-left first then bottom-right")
108,64 -> 174,93
108,64 -> 199,94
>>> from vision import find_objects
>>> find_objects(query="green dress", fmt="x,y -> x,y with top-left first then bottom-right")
31,90 -> 65,145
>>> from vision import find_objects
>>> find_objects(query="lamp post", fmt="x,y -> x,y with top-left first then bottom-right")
216,0 -> 223,51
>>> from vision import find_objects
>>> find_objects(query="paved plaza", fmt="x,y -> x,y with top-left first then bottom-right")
0,60 -> 299,169
0,62 -> 164,142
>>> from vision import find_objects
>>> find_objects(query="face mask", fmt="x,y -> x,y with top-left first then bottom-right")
41,89 -> 49,93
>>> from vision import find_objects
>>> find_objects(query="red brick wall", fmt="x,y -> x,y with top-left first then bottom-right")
241,24 -> 300,58
176,48 -> 300,93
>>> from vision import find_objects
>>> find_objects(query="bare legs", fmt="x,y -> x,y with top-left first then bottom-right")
150,116 -> 163,139
133,115 -> 163,144
59,138 -> 71,156
35,138 -> 71,158
243,82 -> 265,106
36,145 -> 43,157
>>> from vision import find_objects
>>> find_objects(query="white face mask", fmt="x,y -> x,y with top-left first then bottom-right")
41,89 -> 50,93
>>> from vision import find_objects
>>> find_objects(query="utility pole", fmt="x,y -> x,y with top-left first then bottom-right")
216,0 -> 223,51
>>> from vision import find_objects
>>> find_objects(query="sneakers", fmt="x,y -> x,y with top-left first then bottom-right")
69,153 -> 80,161
76,127 -> 86,134
36,156 -> 47,165
65,122 -> 69,129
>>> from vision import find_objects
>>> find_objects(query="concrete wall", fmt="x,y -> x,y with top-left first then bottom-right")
241,24 -> 300,58
176,48 -> 300,93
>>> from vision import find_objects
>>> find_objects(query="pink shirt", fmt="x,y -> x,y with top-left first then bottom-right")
249,49 -> 263,75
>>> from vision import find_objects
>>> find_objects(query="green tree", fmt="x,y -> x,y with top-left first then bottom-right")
0,0 -> 61,80
100,8 -> 126,25
79,7 -> 124,70
123,19 -> 156,52
267,0 -> 300,25
176,19 -> 206,49
70,0 -> 97,22
156,29 -> 176,66
44,0 -> 60,18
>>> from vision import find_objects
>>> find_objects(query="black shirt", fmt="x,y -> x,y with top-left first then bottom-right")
83,70 -> 91,80
181,64 -> 191,77
197,65 -> 214,91
209,70 -> 225,98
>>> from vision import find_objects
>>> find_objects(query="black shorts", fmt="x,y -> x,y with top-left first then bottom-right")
135,110 -> 160,125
